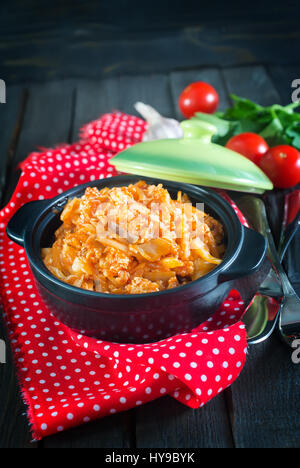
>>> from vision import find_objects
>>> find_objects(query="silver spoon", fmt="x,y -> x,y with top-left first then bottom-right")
278,279 -> 300,347
238,196 -> 283,344
277,194 -> 300,346
238,196 -> 300,346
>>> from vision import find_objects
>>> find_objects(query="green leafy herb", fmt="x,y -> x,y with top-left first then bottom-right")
192,95 -> 300,150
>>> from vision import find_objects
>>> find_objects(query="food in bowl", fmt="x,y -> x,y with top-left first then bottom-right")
42,180 -> 225,294
7,175 -> 267,342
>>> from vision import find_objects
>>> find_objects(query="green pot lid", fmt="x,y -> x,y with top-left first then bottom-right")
111,120 -> 273,194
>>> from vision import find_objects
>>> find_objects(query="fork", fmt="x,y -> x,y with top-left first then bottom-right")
238,196 -> 300,346
278,277 -> 300,347
277,192 -> 300,346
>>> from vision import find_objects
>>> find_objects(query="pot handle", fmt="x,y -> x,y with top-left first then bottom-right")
218,226 -> 267,283
6,199 -> 49,247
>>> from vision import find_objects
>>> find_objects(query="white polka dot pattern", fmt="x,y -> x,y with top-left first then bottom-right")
0,112 -> 248,441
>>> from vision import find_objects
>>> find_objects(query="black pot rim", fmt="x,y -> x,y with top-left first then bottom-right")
23,175 -> 243,299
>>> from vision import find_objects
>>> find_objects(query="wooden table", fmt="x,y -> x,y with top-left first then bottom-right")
0,65 -> 299,448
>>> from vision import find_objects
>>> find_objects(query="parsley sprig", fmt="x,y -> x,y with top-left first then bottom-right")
193,95 -> 300,149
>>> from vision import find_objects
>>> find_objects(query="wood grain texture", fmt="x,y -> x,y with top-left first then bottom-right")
231,334 -> 300,448
0,314 -> 36,448
2,80 -> 75,206
0,80 -> 75,447
43,411 -> 133,448
73,74 -> 175,140
1,12 -> 300,85
135,395 -> 234,448
0,86 -> 26,203
222,65 -> 281,106
222,65 -> 300,448
267,64 -> 300,105
1,1 -> 296,34
0,85 -> 35,448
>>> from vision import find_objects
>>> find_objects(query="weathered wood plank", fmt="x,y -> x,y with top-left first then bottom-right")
73,74 -> 175,139
43,411 -> 133,448
267,64 -> 300,105
0,85 -> 35,448
0,1 -> 297,37
135,395 -> 233,448
231,334 -> 300,448
2,80 -> 75,206
222,65 -> 281,106
222,65 -> 300,448
0,80 -> 75,448
0,86 -> 26,203
0,314 -> 36,448
1,11 -> 300,84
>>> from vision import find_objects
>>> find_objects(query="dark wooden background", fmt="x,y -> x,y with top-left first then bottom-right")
0,1 -> 300,449
1,0 -> 300,84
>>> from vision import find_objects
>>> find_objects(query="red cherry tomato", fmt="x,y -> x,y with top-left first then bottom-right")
225,133 -> 269,165
259,145 -> 300,189
178,82 -> 219,118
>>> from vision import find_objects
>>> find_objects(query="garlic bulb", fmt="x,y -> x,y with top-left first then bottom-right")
134,102 -> 183,141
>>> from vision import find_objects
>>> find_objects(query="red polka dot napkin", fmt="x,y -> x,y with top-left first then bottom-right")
0,112 -> 247,441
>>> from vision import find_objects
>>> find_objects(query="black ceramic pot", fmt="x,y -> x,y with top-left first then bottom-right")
6,176 -> 267,343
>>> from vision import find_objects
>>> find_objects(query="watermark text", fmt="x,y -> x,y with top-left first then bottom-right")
0,338 -> 6,364
95,201 -> 206,243
291,339 -> 300,364
0,79 -> 6,104
291,79 -> 300,103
